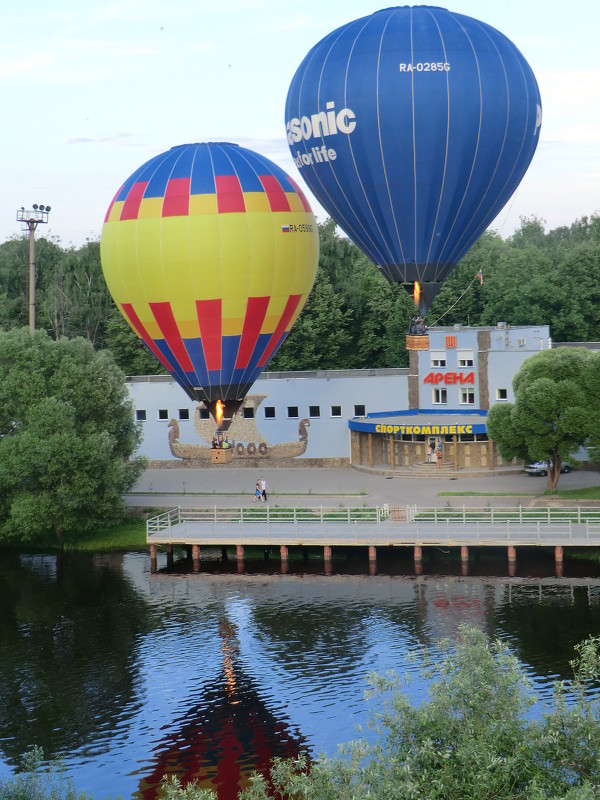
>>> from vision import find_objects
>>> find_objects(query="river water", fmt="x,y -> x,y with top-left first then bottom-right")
1,548 -> 600,799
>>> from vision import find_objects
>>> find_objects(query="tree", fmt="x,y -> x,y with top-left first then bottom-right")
103,308 -> 167,376
267,268 -> 353,371
0,328 -> 145,542
0,746 -> 90,800
486,347 -> 598,490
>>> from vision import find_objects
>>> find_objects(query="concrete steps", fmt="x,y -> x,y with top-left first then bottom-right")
387,462 -> 459,478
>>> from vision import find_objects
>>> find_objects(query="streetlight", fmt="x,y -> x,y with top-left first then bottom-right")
16,204 -> 51,332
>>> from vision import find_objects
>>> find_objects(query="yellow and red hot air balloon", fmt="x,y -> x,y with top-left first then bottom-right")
100,142 -> 319,414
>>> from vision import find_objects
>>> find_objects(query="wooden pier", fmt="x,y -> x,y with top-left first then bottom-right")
147,504 -> 600,576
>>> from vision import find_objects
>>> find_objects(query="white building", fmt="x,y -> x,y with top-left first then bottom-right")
126,323 -> 552,469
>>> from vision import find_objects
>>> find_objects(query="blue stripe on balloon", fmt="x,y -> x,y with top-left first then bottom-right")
190,146 -> 217,195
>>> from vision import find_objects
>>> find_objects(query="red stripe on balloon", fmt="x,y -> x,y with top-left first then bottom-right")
120,181 -> 148,220
162,177 -> 190,217
259,175 -> 291,212
235,296 -> 270,369
287,176 -> 312,212
258,294 -> 302,367
149,302 -> 195,372
196,298 -> 222,370
120,303 -> 174,371
104,185 -> 122,222
215,175 -> 245,213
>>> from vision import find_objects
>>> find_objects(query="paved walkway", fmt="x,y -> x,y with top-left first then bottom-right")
127,464 -> 600,509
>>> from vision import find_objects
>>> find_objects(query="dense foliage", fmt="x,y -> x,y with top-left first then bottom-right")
487,347 -> 600,489
0,329 -> 146,541
2,214 -> 600,375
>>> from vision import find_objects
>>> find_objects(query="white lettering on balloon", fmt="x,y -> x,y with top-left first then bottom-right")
286,101 -> 356,146
398,62 -> 451,72
534,104 -> 542,136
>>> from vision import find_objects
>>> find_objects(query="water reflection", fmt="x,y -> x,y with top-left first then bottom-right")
137,620 -> 305,799
495,582 -> 600,678
2,553 -> 600,799
0,553 -> 148,763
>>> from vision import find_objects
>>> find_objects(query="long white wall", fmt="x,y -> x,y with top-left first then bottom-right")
127,324 -> 555,462
127,369 -> 409,460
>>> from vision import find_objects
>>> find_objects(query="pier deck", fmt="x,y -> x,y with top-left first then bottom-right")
147,505 -> 600,548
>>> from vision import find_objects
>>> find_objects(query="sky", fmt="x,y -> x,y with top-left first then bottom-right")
2,0 -> 599,248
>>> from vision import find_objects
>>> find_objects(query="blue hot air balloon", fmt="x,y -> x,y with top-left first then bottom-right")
285,5 -> 542,312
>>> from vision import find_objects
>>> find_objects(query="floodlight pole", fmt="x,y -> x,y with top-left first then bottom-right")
16,205 -> 50,332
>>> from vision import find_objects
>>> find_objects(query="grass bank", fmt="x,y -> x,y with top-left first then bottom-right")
439,486 -> 600,501
0,514 -> 151,554
62,516 -> 148,552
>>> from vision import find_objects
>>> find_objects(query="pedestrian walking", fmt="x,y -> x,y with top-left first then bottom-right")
254,479 -> 262,502
260,476 -> 268,502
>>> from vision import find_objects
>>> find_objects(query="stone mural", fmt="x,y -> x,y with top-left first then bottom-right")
168,395 -> 310,463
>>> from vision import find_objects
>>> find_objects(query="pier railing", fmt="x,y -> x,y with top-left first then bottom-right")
146,504 -> 600,546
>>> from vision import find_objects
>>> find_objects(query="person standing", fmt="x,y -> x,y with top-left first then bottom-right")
436,443 -> 443,469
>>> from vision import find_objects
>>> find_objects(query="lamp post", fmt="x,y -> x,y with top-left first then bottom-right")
16,204 -> 51,333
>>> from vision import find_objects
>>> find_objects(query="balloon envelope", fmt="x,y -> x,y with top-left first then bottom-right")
101,142 -> 319,403
285,5 -> 541,311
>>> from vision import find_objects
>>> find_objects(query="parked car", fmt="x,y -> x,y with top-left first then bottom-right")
524,460 -> 573,476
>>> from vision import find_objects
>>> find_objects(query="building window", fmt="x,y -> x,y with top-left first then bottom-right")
264,406 -> 276,419
354,404 -> 366,417
243,407 -> 254,419
460,388 -> 475,404
331,405 -> 342,417
433,388 -> 447,404
158,409 -> 169,420
430,351 -> 446,368
496,388 -> 508,400
178,408 -> 190,421
199,408 -> 210,420
136,409 -> 146,421
287,406 -> 299,418
309,405 -> 320,418
457,350 -> 474,367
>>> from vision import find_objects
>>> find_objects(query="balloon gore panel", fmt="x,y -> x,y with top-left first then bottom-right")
100,143 -> 319,403
285,6 -> 541,311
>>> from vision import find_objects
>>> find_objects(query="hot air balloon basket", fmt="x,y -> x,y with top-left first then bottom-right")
406,335 -> 430,351
211,449 -> 233,465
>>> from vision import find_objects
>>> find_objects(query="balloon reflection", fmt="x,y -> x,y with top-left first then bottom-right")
137,619 -> 306,799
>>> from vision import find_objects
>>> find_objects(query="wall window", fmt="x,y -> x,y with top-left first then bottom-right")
354,404 -> 366,417
430,351 -> 446,368
496,388 -> 508,401
457,350 -> 474,367
460,388 -> 475,404
433,388 -> 447,404
331,405 -> 342,417
158,409 -> 169,420
309,405 -> 320,418
287,406 -> 299,418
199,408 -> 210,419
242,407 -> 254,419
264,406 -> 276,419
178,408 -> 190,421
136,409 -> 146,421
